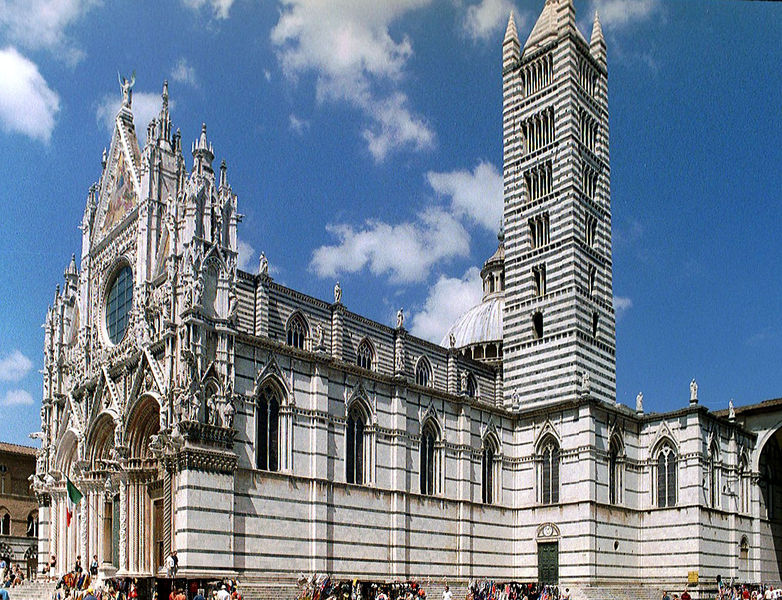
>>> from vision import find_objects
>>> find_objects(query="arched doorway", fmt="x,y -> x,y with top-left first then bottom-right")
123,395 -> 161,575
86,413 -> 117,570
758,429 -> 782,582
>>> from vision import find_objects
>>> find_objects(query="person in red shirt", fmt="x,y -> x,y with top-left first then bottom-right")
681,590 -> 691,600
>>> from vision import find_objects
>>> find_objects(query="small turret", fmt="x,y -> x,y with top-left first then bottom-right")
503,11 -> 520,69
590,11 -> 606,65
219,159 -> 227,188
159,80 -> 172,143
192,123 -> 214,174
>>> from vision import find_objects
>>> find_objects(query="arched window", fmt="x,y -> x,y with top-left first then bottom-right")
286,312 -> 308,350
420,422 -> 439,496
739,454 -> 750,514
482,436 -> 500,505
466,373 -> 478,398
0,512 -> 9,536
356,339 -> 374,371
26,511 -> 38,538
656,442 -> 677,508
346,406 -> 366,485
708,442 -> 720,509
539,437 -> 560,504
256,383 -> 281,472
609,437 -> 623,505
415,357 -> 432,387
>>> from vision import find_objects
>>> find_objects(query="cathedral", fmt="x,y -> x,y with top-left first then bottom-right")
32,1 -> 782,597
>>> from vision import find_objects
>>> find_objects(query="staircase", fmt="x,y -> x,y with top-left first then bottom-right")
6,579 -> 57,600
571,585 -> 708,600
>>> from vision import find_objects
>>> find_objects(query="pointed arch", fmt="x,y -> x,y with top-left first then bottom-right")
86,411 -> 117,469
650,421 -> 679,458
414,355 -> 433,387
481,426 -> 501,505
535,420 -> 561,453
738,449 -> 751,514
255,378 -> 282,472
420,416 -> 441,496
286,310 -> 309,350
537,431 -> 560,505
55,429 -> 80,477
125,394 -> 160,460
608,433 -> 624,505
356,337 -> 375,371
654,436 -> 678,508
707,437 -> 721,509
254,353 -> 293,405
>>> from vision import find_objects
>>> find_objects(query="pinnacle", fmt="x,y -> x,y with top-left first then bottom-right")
504,10 -> 519,44
591,10 -> 605,46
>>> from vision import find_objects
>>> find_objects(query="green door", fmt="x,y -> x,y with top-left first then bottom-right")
538,542 -> 559,584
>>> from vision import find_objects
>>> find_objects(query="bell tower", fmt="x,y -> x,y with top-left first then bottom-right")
501,1 -> 616,407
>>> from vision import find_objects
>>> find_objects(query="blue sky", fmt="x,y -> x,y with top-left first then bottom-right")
0,0 -> 780,446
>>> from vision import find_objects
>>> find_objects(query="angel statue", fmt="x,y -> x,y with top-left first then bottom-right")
118,71 -> 136,108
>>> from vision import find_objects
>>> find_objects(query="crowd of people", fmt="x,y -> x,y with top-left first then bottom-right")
296,574 -> 430,600
1,560 -> 25,588
466,580 -> 569,600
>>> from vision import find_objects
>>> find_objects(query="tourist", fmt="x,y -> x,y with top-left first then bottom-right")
443,586 -> 452,600
681,589 -> 691,600
217,585 -> 231,600
90,555 -> 99,577
85,587 -> 98,600
165,553 -> 177,579
195,588 -> 206,600
0,586 -> 9,600
74,556 -> 83,574
662,591 -> 671,600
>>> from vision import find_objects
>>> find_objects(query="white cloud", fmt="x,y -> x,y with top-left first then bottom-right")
0,349 -> 33,382
614,295 -> 633,319
410,267 -> 483,344
171,58 -> 197,87
463,0 -> 517,41
0,47 -> 60,143
237,239 -> 256,272
271,0 -> 435,161
289,114 -> 309,135
589,0 -> 661,30
1,388 -> 34,407
96,91 -> 164,145
182,0 -> 235,19
311,208 -> 470,284
426,160 -> 503,232
0,0 -> 97,64
263,69 -> 272,82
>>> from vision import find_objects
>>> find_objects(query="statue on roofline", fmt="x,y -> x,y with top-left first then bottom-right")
118,70 -> 136,108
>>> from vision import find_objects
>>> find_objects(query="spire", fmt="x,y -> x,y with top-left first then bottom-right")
219,159 -> 227,188
192,122 -> 215,174
504,10 -> 518,44
65,254 -> 77,276
590,10 -> 606,64
523,0 -> 582,56
503,11 -> 520,69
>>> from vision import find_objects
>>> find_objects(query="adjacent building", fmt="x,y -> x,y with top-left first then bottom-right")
0,442 -> 39,577
32,0 -> 782,597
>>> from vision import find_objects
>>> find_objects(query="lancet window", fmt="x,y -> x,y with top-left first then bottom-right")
529,212 -> 550,249
578,56 -> 598,98
609,437 -> 623,504
585,214 -> 598,248
539,437 -> 560,504
286,312 -> 308,350
656,442 -> 677,508
579,108 -> 599,154
420,422 -> 440,496
415,357 -> 433,387
532,264 -> 546,297
522,108 -> 555,155
356,339 -> 374,371
482,436 -> 500,505
346,406 -> 366,485
256,383 -> 281,472
525,161 -> 553,202
520,53 -> 553,96
582,165 -> 599,202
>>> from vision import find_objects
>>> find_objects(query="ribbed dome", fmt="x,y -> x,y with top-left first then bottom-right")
441,296 -> 503,348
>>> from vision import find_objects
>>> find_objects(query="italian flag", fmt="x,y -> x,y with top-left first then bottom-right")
66,477 -> 83,527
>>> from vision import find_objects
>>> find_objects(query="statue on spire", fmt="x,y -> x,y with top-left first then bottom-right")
118,70 -> 136,108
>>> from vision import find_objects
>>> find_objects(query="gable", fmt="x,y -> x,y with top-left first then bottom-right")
94,112 -> 143,242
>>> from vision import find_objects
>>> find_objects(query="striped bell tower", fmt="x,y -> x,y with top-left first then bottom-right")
501,0 -> 616,408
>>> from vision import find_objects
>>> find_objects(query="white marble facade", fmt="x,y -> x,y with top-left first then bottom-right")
32,0 -> 782,595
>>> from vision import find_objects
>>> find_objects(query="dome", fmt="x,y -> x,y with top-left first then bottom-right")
441,295 -> 504,348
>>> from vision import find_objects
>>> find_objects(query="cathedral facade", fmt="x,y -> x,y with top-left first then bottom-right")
33,0 -> 782,596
